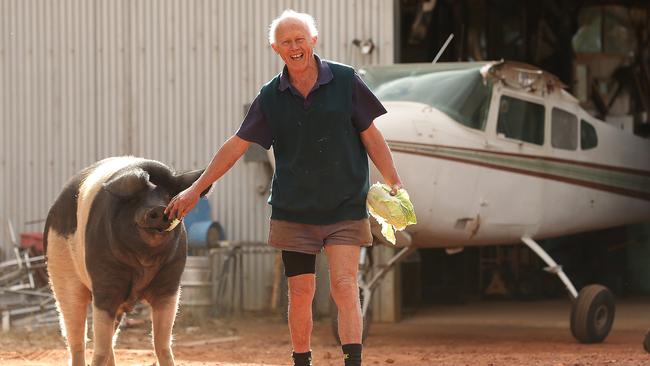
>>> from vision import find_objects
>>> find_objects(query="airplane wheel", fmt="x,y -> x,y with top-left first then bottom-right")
643,329 -> 650,353
570,284 -> 615,343
330,288 -> 371,344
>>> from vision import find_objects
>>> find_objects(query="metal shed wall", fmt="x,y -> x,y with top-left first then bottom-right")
0,0 -> 396,260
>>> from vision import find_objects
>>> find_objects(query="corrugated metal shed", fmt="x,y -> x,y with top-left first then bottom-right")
0,0 -> 396,260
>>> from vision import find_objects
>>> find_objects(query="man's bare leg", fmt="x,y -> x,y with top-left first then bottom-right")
325,244 -> 363,365
287,273 -> 316,353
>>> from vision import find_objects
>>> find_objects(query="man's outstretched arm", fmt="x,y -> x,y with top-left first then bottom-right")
165,135 -> 251,219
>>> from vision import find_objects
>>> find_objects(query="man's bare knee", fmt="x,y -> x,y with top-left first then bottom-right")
288,279 -> 315,304
330,275 -> 358,304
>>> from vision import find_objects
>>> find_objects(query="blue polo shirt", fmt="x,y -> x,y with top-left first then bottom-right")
236,55 -> 386,149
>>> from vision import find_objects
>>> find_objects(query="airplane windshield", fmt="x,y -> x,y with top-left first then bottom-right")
365,67 -> 491,131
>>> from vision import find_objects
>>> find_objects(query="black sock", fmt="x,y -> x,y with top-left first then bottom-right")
342,343 -> 362,366
292,350 -> 312,366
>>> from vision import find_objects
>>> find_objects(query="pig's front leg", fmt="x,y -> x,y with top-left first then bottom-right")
150,292 -> 180,366
90,304 -> 117,366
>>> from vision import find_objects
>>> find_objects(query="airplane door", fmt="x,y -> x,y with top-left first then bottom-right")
413,119 -> 484,244
476,91 -> 544,241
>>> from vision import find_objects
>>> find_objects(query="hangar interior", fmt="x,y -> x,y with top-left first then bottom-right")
399,0 -> 649,136
394,0 -> 650,310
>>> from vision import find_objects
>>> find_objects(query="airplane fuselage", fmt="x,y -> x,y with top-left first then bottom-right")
371,75 -> 650,248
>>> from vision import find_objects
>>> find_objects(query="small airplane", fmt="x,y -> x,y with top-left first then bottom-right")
350,60 -> 650,344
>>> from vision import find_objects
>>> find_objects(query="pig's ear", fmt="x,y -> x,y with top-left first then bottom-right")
103,169 -> 152,198
174,169 -> 212,197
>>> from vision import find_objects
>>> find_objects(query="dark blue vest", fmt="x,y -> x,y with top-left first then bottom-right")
260,62 -> 369,224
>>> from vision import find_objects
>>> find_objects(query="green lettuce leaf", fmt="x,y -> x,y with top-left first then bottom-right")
366,183 -> 417,244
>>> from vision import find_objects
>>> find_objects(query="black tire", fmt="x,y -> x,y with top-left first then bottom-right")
570,284 -> 615,343
643,329 -> 650,353
330,287 -> 371,344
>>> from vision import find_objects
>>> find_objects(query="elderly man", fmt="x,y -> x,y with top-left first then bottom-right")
166,9 -> 401,366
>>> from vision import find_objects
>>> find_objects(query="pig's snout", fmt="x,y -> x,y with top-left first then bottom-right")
141,206 -> 170,229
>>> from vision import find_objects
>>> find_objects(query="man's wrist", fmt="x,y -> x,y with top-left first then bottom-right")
189,182 -> 203,195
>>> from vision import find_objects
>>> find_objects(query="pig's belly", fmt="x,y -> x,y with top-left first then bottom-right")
47,228 -> 92,290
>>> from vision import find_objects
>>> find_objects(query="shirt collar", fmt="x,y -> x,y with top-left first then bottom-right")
278,54 -> 334,91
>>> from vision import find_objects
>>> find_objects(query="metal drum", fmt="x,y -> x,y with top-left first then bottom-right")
180,256 -> 213,322
188,221 -> 226,248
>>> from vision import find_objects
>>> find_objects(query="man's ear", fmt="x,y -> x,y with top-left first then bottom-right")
174,169 -> 212,197
103,169 -> 152,198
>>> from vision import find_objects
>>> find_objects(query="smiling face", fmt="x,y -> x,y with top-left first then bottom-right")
271,18 -> 318,75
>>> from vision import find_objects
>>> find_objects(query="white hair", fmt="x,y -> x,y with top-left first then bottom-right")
268,9 -> 318,45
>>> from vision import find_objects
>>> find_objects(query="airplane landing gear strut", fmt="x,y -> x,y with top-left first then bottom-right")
522,236 -> 615,344
359,246 -> 417,316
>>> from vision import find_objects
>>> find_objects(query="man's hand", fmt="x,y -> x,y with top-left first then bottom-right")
165,186 -> 201,220
389,182 -> 403,196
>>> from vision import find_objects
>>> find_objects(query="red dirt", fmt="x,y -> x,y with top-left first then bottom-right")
1,300 -> 648,365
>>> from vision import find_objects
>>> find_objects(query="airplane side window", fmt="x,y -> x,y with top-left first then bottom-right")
496,95 -> 545,145
581,120 -> 598,150
551,108 -> 578,150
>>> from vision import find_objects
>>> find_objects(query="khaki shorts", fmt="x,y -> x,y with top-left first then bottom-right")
268,218 -> 373,255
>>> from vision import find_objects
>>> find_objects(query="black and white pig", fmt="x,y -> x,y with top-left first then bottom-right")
44,157 -> 210,366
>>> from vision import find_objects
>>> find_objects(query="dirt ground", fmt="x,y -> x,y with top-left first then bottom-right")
1,299 -> 649,366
